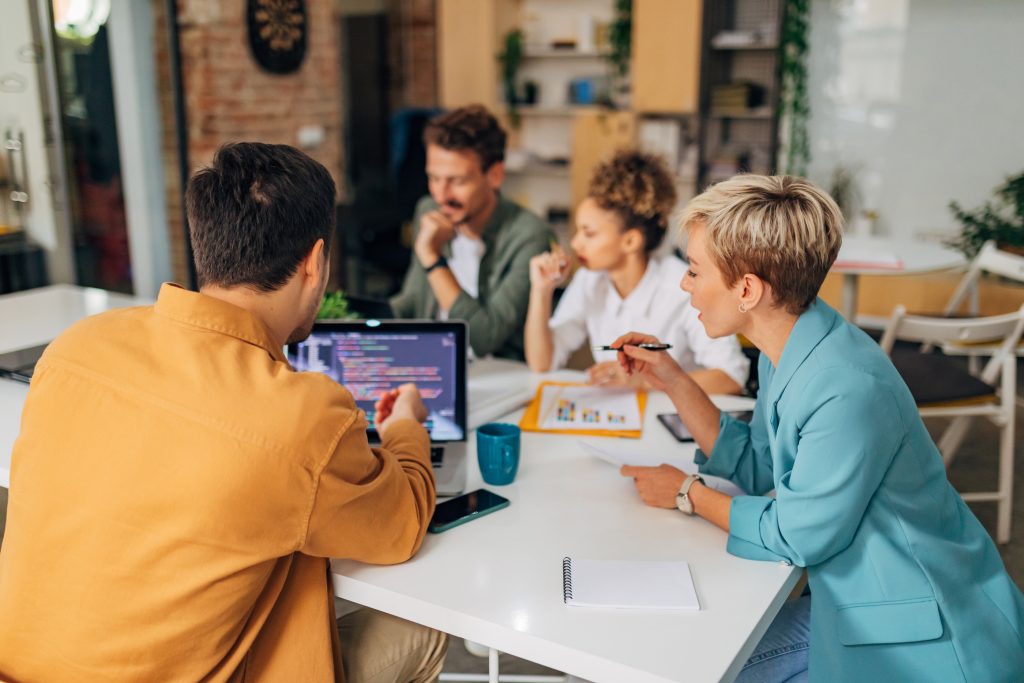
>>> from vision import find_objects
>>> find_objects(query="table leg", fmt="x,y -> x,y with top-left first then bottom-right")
489,648 -> 499,683
841,274 -> 859,320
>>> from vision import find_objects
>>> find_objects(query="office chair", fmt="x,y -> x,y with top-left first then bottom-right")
880,304 -> 1024,543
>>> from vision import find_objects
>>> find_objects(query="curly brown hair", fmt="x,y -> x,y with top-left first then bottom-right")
423,104 -> 507,171
587,150 -> 678,253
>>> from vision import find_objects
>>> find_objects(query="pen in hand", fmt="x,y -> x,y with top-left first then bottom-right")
593,343 -> 673,351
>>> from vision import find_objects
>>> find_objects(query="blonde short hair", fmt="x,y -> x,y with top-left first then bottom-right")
680,175 -> 844,314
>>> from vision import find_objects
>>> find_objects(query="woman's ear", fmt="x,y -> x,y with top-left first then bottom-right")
621,227 -> 645,255
738,273 -> 768,311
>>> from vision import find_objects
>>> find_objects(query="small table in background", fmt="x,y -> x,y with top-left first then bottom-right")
832,236 -> 967,321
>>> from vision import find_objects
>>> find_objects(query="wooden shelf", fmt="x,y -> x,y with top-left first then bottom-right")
523,49 -> 610,59
506,162 -> 570,179
710,42 -> 778,51
707,110 -> 774,120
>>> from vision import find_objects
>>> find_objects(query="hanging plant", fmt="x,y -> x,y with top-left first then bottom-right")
779,0 -> 810,176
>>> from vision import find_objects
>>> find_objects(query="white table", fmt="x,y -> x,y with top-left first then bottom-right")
1,285 -> 145,487
333,388 -> 800,683
833,236 -> 966,320
0,288 -> 801,682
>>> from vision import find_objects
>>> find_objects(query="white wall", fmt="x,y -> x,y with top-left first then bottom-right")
806,0 -> 1024,239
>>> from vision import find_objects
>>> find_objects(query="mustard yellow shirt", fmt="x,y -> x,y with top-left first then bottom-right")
0,284 -> 435,682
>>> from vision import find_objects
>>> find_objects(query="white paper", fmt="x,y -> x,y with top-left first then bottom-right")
565,558 -> 699,610
580,440 -> 745,497
537,385 -> 642,431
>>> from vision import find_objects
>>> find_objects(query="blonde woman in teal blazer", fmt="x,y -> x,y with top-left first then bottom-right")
614,175 -> 1024,682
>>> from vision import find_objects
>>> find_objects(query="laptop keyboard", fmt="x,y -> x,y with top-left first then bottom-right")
431,446 -> 444,467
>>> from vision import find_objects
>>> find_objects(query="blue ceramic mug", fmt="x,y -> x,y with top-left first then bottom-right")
476,423 -> 521,486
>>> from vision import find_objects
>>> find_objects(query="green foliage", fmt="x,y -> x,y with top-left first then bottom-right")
317,291 -> 360,320
946,171 -> 1024,257
607,0 -> 633,78
780,0 -> 811,176
498,29 -> 524,127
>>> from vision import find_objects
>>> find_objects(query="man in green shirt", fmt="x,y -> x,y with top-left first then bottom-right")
390,105 -> 554,360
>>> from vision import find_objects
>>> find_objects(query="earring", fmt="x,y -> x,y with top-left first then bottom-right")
738,303 -> 749,313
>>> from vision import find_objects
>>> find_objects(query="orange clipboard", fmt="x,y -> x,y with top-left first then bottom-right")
518,381 -> 647,439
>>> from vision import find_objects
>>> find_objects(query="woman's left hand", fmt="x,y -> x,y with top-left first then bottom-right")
620,464 -> 688,508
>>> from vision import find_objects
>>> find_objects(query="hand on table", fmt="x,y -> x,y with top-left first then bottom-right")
586,360 -> 644,388
620,464 -> 687,509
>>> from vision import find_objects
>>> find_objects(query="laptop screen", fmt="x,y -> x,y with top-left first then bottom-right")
287,321 -> 467,443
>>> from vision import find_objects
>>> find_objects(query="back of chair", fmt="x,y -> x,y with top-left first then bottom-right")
944,241 -> 1024,316
881,304 -> 1024,385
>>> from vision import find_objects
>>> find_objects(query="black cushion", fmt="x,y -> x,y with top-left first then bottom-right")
889,347 -> 996,406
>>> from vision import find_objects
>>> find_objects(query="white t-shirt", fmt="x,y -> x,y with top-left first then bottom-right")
547,255 -> 750,388
438,231 -> 486,321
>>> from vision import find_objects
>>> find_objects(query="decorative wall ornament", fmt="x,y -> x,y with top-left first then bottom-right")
247,0 -> 307,74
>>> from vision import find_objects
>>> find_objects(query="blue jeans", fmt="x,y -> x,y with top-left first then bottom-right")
735,595 -> 811,683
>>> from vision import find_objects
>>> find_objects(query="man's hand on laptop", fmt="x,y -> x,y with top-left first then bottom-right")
375,383 -> 429,436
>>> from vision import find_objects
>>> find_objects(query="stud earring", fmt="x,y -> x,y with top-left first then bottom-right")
739,303 -> 749,313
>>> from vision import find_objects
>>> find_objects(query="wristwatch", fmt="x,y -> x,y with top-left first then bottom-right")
424,255 -> 448,273
676,474 -> 704,515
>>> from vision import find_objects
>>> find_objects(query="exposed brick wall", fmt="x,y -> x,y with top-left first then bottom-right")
153,0 -> 344,285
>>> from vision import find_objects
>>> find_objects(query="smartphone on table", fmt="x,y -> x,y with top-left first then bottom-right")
428,489 -> 510,533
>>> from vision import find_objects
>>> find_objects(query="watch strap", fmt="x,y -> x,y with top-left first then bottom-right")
676,474 -> 704,515
424,255 -> 448,273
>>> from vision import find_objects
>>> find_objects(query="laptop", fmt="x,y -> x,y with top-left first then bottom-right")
287,320 -> 468,496
0,343 -> 49,384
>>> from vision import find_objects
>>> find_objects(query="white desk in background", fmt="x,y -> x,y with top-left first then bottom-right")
0,285 -> 145,488
333,387 -> 800,683
833,236 -> 965,321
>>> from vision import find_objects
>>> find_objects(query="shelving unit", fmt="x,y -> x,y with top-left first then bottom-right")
697,0 -> 785,187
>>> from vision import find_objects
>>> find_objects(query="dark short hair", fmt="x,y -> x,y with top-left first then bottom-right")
423,105 -> 506,170
185,142 -> 336,291
588,150 -> 678,253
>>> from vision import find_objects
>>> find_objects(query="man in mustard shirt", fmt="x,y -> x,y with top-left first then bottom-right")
0,143 -> 447,681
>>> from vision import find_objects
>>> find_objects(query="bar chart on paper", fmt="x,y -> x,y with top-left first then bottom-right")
538,384 -> 643,431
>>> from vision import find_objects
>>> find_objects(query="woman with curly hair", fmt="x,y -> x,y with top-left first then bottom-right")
524,150 -> 748,393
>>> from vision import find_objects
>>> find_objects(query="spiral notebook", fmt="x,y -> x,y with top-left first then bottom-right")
561,557 -> 700,610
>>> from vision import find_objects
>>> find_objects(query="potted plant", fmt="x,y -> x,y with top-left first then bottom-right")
947,170 -> 1024,257
498,29 -> 524,127
318,291 -> 360,320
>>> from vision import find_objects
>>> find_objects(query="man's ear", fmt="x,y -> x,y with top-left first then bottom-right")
304,238 -> 326,284
486,161 -> 505,190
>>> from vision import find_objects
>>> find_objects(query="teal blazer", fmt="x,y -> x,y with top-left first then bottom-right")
696,299 -> 1024,681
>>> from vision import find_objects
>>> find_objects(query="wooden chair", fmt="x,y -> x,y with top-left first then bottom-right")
879,304 -> 1024,543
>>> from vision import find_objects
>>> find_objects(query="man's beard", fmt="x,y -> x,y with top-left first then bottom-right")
286,292 -> 322,345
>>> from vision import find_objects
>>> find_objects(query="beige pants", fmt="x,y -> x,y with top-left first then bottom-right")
337,607 -> 449,683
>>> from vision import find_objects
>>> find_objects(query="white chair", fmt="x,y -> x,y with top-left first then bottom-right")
933,240 -> 1024,374
880,304 -> 1024,544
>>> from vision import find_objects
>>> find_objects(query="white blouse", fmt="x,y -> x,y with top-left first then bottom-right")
548,255 -> 750,388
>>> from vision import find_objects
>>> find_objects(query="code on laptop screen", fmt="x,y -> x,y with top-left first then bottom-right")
290,330 -> 463,441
